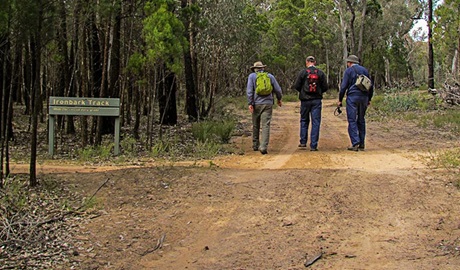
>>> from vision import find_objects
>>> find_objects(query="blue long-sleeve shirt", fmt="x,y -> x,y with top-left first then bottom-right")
246,71 -> 283,105
339,64 -> 373,102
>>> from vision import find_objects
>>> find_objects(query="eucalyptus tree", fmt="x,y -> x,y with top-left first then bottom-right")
434,0 -> 460,80
270,0 -> 335,86
24,0 -> 56,186
191,0 -> 268,117
143,0 -> 185,127
427,0 -> 435,89
94,0 -> 124,145
334,0 -> 424,87
180,0 -> 199,121
0,0 -> 10,187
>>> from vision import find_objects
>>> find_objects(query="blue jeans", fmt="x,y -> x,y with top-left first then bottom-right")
346,95 -> 368,147
300,99 -> 322,149
252,104 -> 273,151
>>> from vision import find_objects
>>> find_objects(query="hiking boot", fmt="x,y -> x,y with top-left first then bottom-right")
310,148 -> 318,151
298,143 -> 307,148
358,145 -> 365,151
260,149 -> 268,155
253,146 -> 259,151
347,145 -> 359,151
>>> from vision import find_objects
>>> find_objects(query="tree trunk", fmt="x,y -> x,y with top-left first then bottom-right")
181,0 -> 198,122
357,2 -> 367,61
109,4 -> 121,99
88,12 -> 103,145
0,33 -> 8,186
345,0 -> 356,53
158,65 -> 177,126
428,0 -> 434,90
335,0 -> 349,64
30,0 -> 43,187
95,18 -> 111,145
452,22 -> 460,79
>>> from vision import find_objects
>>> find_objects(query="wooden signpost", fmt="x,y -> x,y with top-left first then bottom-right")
48,97 -> 121,156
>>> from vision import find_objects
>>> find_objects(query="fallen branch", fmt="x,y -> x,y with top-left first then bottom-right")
76,177 -> 110,211
140,233 -> 166,256
304,252 -> 322,268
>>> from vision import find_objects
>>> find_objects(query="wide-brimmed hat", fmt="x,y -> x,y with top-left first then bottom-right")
345,55 -> 360,63
251,61 -> 267,71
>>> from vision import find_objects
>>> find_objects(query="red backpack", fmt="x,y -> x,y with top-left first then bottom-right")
306,69 -> 319,93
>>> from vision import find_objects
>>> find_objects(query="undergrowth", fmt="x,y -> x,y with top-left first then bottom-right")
369,90 -> 460,135
0,175 -> 84,269
429,148 -> 460,189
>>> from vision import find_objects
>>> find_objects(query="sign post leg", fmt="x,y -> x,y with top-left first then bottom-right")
114,117 -> 120,155
48,115 -> 55,156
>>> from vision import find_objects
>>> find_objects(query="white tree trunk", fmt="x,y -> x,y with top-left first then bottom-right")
384,56 -> 391,87
453,29 -> 460,79
335,0 -> 349,64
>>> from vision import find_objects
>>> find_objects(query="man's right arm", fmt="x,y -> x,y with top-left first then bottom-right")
338,69 -> 351,103
246,74 -> 255,105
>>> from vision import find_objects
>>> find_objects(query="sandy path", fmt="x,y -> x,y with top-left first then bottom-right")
214,100 -> 426,173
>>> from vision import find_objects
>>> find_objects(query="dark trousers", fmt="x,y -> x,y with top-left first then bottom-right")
299,99 -> 322,149
346,95 -> 368,147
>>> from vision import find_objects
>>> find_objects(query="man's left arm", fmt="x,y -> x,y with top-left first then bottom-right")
365,69 -> 374,102
320,71 -> 328,93
270,75 -> 283,102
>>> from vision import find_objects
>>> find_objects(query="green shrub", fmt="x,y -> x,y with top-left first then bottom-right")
77,143 -> 114,162
120,134 -> 138,156
192,119 -> 235,143
192,140 -> 221,159
150,140 -> 172,157
371,92 -> 429,115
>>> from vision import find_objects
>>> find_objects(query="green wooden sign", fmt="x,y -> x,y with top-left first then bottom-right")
48,97 -> 121,156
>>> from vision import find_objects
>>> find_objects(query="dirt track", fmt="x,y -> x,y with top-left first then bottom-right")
14,100 -> 460,269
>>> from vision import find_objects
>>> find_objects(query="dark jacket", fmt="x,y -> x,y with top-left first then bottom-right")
292,66 -> 328,100
339,64 -> 373,103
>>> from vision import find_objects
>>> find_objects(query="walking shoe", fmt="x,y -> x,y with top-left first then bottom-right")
347,145 -> 359,151
253,146 -> 259,151
260,149 -> 268,155
358,146 -> 365,151
310,148 -> 318,151
298,144 -> 307,148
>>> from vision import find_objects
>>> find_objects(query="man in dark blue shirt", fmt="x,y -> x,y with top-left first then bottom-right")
337,55 -> 374,151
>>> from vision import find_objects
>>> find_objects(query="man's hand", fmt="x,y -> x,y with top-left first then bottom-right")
277,100 -> 282,107
337,101 -> 342,107
248,104 -> 254,113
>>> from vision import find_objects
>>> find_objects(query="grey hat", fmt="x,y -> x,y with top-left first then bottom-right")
251,61 -> 267,71
345,55 -> 360,63
306,56 -> 316,62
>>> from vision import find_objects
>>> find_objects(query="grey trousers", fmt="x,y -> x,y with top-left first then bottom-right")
252,104 -> 273,151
